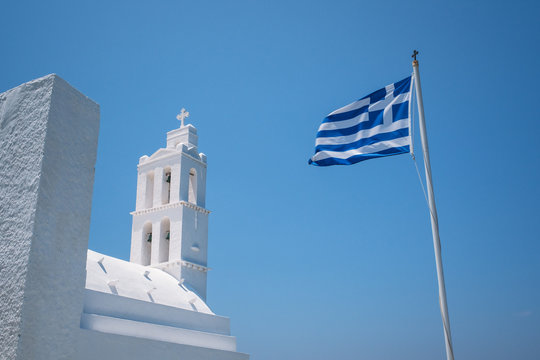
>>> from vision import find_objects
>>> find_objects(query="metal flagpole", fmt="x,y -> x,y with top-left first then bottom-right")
411,50 -> 455,360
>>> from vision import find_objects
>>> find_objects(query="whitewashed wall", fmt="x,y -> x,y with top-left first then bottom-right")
0,74 -> 99,360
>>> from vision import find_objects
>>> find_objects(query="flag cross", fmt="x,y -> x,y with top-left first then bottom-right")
368,88 -> 396,126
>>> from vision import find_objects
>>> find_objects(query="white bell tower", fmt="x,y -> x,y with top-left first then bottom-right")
130,109 -> 210,300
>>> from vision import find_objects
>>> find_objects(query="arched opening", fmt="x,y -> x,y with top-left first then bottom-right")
188,168 -> 197,204
162,167 -> 171,205
142,222 -> 152,266
145,171 -> 154,209
159,217 -> 170,263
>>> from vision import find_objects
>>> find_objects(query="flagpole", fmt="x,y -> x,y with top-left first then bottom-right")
412,51 -> 455,360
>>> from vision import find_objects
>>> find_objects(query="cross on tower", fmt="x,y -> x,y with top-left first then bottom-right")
412,50 -> 419,61
176,108 -> 190,127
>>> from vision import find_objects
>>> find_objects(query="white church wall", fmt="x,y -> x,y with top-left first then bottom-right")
0,74 -> 100,359
181,206 -> 209,265
178,205 -> 209,299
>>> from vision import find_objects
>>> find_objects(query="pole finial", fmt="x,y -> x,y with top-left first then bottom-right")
412,50 -> 419,66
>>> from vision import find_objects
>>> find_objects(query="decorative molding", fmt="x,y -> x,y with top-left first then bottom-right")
137,149 -> 207,169
131,201 -> 210,216
181,260 -> 210,273
180,201 -> 209,214
150,259 -> 210,273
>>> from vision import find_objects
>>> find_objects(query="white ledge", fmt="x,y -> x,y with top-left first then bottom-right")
137,149 -> 207,168
80,313 -> 236,351
131,201 -> 210,216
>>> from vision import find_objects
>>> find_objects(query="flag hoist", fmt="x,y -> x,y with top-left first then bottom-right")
309,51 -> 455,360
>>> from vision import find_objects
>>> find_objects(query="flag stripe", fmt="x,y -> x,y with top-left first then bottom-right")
315,119 -> 409,146
319,93 -> 409,134
312,136 -> 410,162
310,146 -> 410,166
317,101 -> 409,138
322,83 -> 411,124
315,127 -> 409,153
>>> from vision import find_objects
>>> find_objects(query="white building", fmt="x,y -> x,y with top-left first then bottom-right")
0,74 -> 248,360
129,114 -> 210,300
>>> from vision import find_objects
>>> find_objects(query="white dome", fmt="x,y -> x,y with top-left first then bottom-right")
85,250 -> 213,314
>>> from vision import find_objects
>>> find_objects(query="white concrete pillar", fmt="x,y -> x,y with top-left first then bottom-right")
170,164 -> 181,203
145,172 -> 154,209
150,220 -> 162,265
153,167 -> 164,208
158,218 -> 171,263
135,172 -> 146,211
0,74 -> 99,359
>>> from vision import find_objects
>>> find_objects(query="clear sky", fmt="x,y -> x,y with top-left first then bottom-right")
1,0 -> 539,359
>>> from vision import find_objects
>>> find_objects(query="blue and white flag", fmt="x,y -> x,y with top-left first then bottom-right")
309,76 -> 413,166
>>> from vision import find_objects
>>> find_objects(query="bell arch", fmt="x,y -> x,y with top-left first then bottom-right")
162,167 -> 172,205
188,168 -> 197,205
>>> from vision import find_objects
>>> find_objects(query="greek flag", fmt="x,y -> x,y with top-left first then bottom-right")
309,76 -> 413,166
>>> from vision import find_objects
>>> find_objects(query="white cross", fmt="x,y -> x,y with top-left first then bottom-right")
176,108 -> 190,127
368,85 -> 396,126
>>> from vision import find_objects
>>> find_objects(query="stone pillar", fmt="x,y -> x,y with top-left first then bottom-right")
0,74 -> 99,359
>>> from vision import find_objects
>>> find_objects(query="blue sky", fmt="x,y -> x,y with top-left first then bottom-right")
2,0 -> 539,359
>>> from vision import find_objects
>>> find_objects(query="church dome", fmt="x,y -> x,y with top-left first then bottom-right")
85,250 -> 213,314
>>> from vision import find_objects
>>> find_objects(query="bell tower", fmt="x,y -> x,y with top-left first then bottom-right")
130,109 -> 210,300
